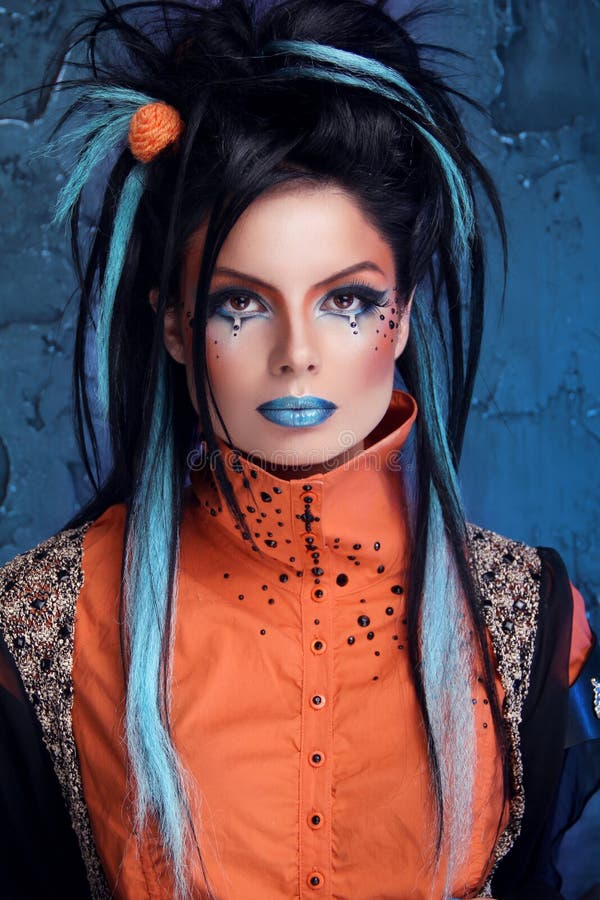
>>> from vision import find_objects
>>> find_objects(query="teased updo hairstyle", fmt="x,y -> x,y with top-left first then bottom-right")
50,0 -> 509,894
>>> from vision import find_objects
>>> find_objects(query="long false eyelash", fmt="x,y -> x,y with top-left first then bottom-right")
333,279 -> 394,306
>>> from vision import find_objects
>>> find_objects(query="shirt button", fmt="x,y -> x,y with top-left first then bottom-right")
310,694 -> 326,709
311,587 -> 326,603
311,638 -> 326,654
309,751 -> 325,767
308,812 -> 323,829
307,871 -> 324,889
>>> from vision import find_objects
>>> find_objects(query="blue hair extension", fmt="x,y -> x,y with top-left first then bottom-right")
51,87 -> 155,226
96,163 -> 149,416
123,345 -> 193,898
410,303 -> 476,890
264,39 -> 433,120
262,41 -> 474,257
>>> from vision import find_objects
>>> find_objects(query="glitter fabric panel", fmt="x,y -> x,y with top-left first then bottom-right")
0,523 -> 110,899
467,524 -> 542,889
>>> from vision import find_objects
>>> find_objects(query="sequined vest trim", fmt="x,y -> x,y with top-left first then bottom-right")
0,522 -> 110,900
0,521 -> 542,897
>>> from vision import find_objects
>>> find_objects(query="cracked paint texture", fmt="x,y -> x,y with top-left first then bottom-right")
0,0 -> 598,893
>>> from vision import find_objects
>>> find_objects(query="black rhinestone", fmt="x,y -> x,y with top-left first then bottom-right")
482,571 -> 496,584
306,536 -> 315,545
275,509 -> 282,514
374,542 -> 381,551
377,564 -> 385,574
14,635 -> 25,649
314,641 -> 323,650
31,597 -> 47,610
357,615 -> 370,627
347,555 -> 356,561
5,580 -> 15,591
312,695 -> 322,705
40,658 -> 51,672
391,585 -> 403,595
246,505 -> 256,514
34,550 -> 48,561
360,598 -> 366,603
311,753 -> 322,763
385,607 -> 394,616
347,636 -> 355,644
265,540 -> 278,548
374,650 -> 380,656
242,477 -> 250,488
303,484 -> 312,491
279,574 -> 288,583
513,599 -> 526,612
336,573 -> 348,587
532,571 -> 542,582
314,619 -> 320,625
483,699 -> 489,705
373,675 -> 379,681
502,619 -> 515,634
472,698 -> 477,705
311,814 -> 321,825
334,537 -> 340,542
238,594 -> 244,600
289,557 -> 295,563
59,624 -> 70,639
268,598 -> 275,604
273,486 -> 282,494
353,543 -> 361,550
474,530 -> 485,540
314,589 -> 324,598
483,722 -> 488,729
312,552 -> 320,560
57,569 -> 70,583
260,491 -> 272,503
223,572 -> 230,579
310,877 -> 320,886
502,553 -> 515,564
312,567 -> 324,576
250,470 -> 258,479
260,629 -> 266,635
303,495 -> 313,503
392,635 -> 398,640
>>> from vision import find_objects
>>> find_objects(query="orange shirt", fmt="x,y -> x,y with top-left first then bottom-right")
71,390 -> 592,899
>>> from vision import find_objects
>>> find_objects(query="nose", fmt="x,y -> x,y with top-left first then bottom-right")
268,315 -> 321,377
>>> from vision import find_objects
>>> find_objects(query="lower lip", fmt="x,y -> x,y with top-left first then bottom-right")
258,407 -> 337,428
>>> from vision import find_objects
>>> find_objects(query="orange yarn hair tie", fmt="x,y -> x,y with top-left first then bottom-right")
128,101 -> 184,163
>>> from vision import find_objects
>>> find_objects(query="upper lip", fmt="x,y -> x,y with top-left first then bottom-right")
257,396 -> 337,410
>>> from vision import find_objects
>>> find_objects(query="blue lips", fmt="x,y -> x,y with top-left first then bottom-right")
257,395 -> 338,428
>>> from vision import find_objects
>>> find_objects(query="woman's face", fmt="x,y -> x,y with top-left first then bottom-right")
158,183 -> 413,472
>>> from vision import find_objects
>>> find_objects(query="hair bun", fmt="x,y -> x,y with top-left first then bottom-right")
128,101 -> 184,163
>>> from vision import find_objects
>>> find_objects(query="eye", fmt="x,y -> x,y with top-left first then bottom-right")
208,289 -> 268,319
320,284 -> 390,316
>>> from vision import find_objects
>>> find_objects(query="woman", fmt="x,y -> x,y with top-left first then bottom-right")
0,0 -> 597,898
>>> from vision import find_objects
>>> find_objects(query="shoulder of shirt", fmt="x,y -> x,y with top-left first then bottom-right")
0,521 -> 94,657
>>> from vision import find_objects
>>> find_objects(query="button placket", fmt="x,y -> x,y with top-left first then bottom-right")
296,482 -> 332,898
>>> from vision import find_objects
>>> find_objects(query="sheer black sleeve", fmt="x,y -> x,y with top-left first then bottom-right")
0,631 -> 91,899
492,548 -> 600,900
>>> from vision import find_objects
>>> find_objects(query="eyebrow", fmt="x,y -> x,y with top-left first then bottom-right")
212,261 -> 387,292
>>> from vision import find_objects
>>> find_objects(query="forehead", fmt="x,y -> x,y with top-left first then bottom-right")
180,183 -> 395,294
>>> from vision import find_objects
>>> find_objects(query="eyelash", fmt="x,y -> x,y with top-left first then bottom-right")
207,280 -> 392,321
